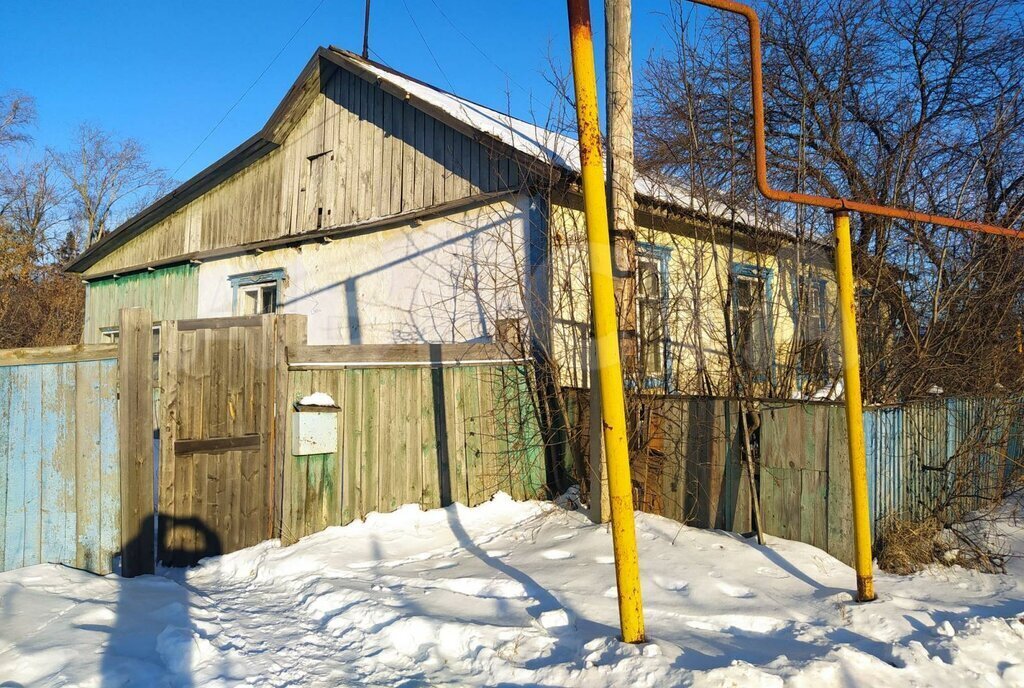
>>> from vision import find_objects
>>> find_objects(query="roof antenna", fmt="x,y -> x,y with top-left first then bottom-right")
362,0 -> 371,59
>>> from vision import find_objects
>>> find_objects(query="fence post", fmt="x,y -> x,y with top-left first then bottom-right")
269,313 -> 307,540
118,307 -> 155,577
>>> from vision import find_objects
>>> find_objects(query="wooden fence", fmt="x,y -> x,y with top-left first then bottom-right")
563,391 -> 751,533
3,310 -> 1020,578
564,391 -> 1022,567
0,310 -> 153,576
0,348 -> 119,573
759,402 -> 854,565
282,344 -> 547,543
0,316 -> 548,576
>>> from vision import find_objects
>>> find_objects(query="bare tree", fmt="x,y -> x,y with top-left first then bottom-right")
0,92 -> 34,149
639,0 -> 1024,402
0,148 -> 83,348
52,123 -> 171,247
0,99 -> 168,347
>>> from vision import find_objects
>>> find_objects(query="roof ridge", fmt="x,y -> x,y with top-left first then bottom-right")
325,46 -> 566,143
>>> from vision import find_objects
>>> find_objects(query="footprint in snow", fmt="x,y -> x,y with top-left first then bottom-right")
594,555 -> 615,565
552,532 -> 576,542
717,582 -> 756,599
484,549 -> 509,558
541,549 -> 574,560
652,575 -> 689,593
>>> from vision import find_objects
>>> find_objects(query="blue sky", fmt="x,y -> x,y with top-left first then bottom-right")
0,1 -> 692,183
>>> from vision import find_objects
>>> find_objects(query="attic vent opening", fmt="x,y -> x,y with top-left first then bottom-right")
317,207 -> 324,230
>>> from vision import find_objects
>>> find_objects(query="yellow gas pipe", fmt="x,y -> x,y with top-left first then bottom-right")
833,211 -> 876,601
566,0 -> 646,643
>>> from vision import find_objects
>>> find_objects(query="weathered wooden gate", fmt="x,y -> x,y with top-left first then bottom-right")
156,315 -> 300,565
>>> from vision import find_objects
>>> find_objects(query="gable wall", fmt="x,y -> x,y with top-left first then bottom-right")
84,65 -> 522,277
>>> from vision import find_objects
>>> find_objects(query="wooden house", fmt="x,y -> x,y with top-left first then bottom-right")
68,47 -> 839,396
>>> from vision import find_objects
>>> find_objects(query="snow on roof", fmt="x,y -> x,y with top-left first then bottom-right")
342,50 -> 764,230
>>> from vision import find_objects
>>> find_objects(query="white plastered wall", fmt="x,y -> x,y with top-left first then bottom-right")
196,196 -> 535,345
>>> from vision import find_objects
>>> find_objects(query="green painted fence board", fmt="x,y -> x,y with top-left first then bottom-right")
282,363 -> 546,544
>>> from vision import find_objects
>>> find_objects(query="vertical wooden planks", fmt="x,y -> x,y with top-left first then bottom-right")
163,327 -> 190,564
40,363 -> 77,566
404,368 -> 422,507
284,368 -> 309,542
118,308 -> 155,576
341,368 -> 364,524
826,405 -> 854,565
4,366 -> 26,570
360,369 -> 380,515
446,367 -> 468,505
475,367 -> 502,500
98,358 -> 120,570
0,351 -> 119,575
462,368 -> 484,505
377,368 -> 399,513
75,360 -> 102,571
418,367 -> 440,509
0,366 -> 8,568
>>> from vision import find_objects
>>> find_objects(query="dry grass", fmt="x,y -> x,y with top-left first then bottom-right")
876,515 -> 945,575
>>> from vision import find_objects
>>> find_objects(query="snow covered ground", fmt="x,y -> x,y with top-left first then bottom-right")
1,494 -> 1023,687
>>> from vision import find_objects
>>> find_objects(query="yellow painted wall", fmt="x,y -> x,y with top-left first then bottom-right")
547,199 -> 839,396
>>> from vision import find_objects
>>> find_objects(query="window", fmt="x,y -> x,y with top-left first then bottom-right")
731,264 -> 773,378
797,276 -> 829,381
229,269 -> 285,316
238,283 -> 278,315
637,244 -> 671,389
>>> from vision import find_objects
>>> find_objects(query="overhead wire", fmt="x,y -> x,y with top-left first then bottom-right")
171,0 -> 328,178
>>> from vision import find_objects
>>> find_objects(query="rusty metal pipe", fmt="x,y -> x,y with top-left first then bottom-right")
689,0 -> 1021,238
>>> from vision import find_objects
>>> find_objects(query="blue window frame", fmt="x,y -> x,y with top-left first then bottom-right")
637,243 -> 673,390
730,262 -> 774,382
229,268 -> 285,316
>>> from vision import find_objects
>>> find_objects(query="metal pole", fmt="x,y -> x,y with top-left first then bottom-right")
833,211 -> 876,602
566,0 -> 646,643
362,0 -> 372,60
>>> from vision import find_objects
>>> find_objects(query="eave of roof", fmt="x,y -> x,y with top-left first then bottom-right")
66,49 -> 326,273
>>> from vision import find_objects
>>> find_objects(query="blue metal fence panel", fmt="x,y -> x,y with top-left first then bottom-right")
871,405 -> 905,524
864,409 -> 877,533
862,396 -> 1023,538
0,359 -> 120,574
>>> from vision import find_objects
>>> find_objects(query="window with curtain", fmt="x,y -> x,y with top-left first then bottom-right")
797,276 -> 829,382
732,265 -> 772,378
637,245 -> 670,388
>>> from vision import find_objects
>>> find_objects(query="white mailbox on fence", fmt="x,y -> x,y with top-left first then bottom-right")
292,392 -> 340,455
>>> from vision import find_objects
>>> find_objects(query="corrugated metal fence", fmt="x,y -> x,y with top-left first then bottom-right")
864,397 -> 1023,528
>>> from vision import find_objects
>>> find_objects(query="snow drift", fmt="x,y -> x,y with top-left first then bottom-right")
1,493 -> 1022,686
